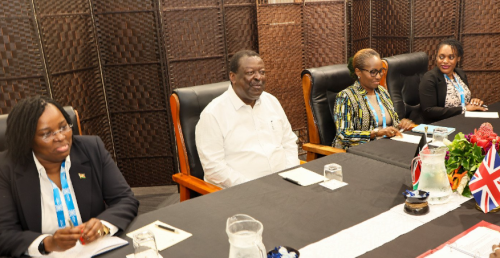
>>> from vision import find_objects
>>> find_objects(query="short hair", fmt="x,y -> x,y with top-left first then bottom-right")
5,96 -> 71,164
347,48 -> 381,80
229,50 -> 261,74
437,38 -> 464,58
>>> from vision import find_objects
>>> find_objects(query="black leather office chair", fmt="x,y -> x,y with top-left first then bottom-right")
384,52 -> 428,124
170,82 -> 228,201
0,106 -> 81,152
301,64 -> 353,161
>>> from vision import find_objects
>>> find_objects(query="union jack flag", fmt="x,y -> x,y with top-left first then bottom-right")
469,145 -> 500,213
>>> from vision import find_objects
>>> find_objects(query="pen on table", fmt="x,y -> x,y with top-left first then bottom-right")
283,177 -> 301,186
156,223 -> 178,234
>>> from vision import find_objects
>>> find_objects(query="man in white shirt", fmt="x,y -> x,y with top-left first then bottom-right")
195,50 -> 299,188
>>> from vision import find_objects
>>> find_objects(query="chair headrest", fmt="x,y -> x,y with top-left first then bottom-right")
302,64 -> 354,146
173,81 -> 229,180
0,106 -> 80,152
384,52 -> 428,124
385,52 -> 428,75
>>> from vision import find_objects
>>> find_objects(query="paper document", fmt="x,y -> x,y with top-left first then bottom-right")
320,179 -> 348,190
412,124 -> 455,135
279,167 -> 324,186
465,111 -> 499,118
34,236 -> 128,258
391,133 -> 431,144
126,220 -> 192,251
426,226 -> 500,258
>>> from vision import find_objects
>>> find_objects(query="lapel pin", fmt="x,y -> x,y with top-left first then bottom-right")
78,173 -> 86,179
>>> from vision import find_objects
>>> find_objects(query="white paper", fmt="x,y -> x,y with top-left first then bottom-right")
126,220 -> 192,251
426,245 -> 476,258
34,236 -> 128,258
279,167 -> 324,186
299,194 -> 471,258
465,111 -> 499,118
391,133 -> 431,144
426,226 -> 500,258
319,179 -> 348,190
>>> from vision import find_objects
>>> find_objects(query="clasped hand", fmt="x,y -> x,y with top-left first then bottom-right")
376,119 -> 413,138
44,218 -> 104,252
466,98 -> 488,111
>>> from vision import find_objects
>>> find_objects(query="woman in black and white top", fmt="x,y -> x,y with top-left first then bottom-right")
419,38 -> 487,123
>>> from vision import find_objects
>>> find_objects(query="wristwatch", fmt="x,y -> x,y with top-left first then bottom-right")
38,239 -> 50,255
372,128 -> 380,137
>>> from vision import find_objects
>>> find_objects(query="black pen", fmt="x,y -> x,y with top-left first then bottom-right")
283,177 -> 301,186
156,223 -> 178,234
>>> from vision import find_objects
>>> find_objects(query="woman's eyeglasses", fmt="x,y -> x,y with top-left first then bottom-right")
41,124 -> 73,142
360,68 -> 387,77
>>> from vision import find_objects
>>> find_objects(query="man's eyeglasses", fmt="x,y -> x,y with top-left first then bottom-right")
360,68 -> 387,77
41,124 -> 73,142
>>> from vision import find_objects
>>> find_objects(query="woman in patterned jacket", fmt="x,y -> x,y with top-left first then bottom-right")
333,48 -> 414,149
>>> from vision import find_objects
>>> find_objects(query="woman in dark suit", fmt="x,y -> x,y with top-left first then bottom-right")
419,38 -> 487,123
0,96 -> 139,257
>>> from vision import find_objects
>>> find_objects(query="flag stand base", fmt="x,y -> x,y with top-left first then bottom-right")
475,203 -> 500,213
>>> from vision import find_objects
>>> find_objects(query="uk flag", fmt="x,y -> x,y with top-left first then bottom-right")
469,145 -> 500,213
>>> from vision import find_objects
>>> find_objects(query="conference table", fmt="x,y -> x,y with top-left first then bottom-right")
347,102 -> 500,169
99,104 -> 500,257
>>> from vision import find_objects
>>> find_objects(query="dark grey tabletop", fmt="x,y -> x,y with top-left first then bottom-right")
100,153 -> 412,257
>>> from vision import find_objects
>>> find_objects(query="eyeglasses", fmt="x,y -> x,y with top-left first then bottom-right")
360,68 -> 387,77
41,124 -> 73,142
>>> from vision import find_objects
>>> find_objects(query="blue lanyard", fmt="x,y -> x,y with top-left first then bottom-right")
364,91 -> 387,128
444,74 -> 465,108
49,161 -> 79,228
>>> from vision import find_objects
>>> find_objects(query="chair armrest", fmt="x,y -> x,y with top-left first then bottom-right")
172,173 -> 222,195
302,143 -> 345,156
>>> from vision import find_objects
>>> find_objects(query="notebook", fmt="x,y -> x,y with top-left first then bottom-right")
279,167 -> 325,186
412,124 -> 455,135
35,236 -> 128,258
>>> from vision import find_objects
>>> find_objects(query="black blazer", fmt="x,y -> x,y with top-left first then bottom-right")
419,66 -> 469,123
0,136 -> 139,257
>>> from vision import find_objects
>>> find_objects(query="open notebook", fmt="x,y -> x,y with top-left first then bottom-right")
34,236 -> 128,258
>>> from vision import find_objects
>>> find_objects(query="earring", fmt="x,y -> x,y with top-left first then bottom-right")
358,76 -> 360,79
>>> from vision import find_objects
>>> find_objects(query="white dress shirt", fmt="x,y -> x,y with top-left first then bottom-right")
195,84 -> 299,188
27,153 -> 118,256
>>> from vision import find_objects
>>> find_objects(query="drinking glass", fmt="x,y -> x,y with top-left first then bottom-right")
432,127 -> 449,147
133,230 -> 159,258
324,163 -> 342,182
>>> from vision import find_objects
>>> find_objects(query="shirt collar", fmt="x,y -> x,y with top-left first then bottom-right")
228,83 -> 262,110
32,152 -> 71,176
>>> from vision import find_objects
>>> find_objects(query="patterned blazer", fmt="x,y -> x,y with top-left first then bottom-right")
333,81 -> 400,149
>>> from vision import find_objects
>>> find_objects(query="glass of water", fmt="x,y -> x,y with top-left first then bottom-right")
324,163 -> 342,182
133,230 -> 159,258
432,127 -> 449,147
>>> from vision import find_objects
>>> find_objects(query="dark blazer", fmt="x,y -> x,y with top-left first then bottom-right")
0,136 -> 139,257
419,66 -> 469,123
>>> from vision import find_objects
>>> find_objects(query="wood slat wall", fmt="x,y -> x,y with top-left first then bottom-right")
1,0 -> 499,187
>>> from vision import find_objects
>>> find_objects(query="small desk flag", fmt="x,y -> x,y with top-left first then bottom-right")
469,145 -> 500,213
411,134 -> 429,190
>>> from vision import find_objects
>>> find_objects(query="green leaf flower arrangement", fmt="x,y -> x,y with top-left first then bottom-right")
445,123 -> 500,197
